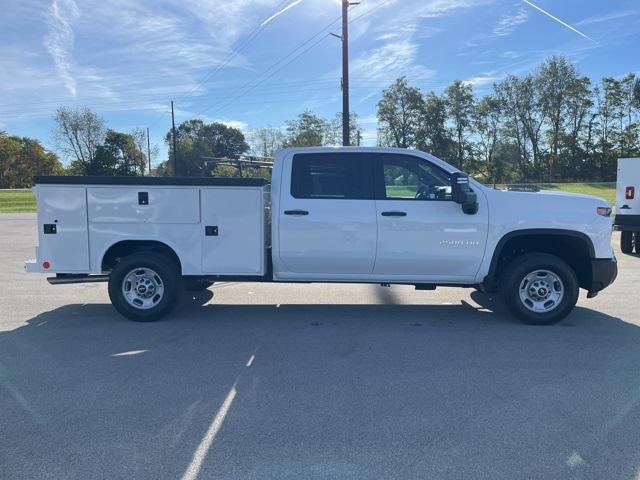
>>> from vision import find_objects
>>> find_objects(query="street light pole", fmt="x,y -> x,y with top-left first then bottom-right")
171,100 -> 178,176
341,0 -> 350,147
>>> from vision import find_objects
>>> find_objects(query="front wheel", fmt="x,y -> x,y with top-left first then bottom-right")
108,252 -> 182,322
501,253 -> 579,325
621,231 -> 633,254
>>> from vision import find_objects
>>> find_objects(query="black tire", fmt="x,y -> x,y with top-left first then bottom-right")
634,233 -> 640,254
108,252 -> 182,322
501,253 -> 579,325
621,231 -> 633,254
184,278 -> 214,291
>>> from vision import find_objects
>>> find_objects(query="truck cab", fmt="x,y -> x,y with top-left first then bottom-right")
26,147 -> 617,325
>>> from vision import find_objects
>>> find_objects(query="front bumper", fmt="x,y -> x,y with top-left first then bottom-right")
614,214 -> 640,232
588,257 -> 617,295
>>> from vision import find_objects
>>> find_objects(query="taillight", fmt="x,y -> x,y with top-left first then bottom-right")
42,261 -> 50,269
626,186 -> 635,200
597,207 -> 612,217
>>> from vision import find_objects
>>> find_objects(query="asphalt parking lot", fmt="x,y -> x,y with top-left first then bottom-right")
1,213 -> 639,480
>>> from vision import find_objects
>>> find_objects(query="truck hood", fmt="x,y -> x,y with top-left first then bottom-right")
491,188 -> 610,206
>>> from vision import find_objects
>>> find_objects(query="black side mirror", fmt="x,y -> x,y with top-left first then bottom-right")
452,172 -> 478,215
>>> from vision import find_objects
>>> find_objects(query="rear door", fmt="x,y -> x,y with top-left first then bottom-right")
277,153 -> 376,275
36,186 -> 90,272
373,153 -> 488,281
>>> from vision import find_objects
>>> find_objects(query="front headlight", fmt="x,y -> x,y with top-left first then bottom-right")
596,206 -> 612,217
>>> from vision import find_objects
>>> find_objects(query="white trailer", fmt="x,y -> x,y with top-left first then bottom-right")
26,147 -> 617,325
614,158 -> 640,254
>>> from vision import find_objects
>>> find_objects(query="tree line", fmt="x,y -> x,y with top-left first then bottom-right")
377,56 -> 640,183
1,55 -> 638,188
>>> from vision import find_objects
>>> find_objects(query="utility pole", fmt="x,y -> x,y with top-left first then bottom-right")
171,100 -> 178,176
341,0 -> 350,147
146,127 -> 152,176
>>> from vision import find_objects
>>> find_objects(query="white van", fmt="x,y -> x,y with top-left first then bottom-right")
614,158 -> 640,253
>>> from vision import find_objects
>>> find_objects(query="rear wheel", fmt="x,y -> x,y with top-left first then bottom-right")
501,253 -> 579,325
621,231 -> 633,254
108,252 -> 182,322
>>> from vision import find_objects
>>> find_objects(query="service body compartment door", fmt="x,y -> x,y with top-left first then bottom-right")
201,188 -> 265,275
36,186 -> 90,272
87,187 -> 199,224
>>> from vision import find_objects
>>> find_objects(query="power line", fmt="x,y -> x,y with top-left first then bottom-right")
173,0 -> 291,103
146,0 -> 292,130
196,0 -> 394,118
194,34 -> 336,119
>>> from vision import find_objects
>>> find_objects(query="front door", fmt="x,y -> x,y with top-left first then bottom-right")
277,153 -> 377,275
373,154 -> 488,281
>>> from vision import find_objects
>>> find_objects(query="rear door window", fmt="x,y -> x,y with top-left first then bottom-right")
291,153 -> 374,200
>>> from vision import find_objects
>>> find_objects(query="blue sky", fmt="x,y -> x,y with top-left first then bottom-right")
1,0 -> 639,164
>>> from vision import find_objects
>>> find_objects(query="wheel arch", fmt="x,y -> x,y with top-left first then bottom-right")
484,229 -> 595,291
101,240 -> 182,274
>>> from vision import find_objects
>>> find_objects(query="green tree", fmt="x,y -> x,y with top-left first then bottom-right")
326,112 -> 362,146
0,135 -> 64,188
444,80 -> 475,169
90,130 -> 147,176
248,126 -> 284,158
164,119 -> 250,176
52,106 -> 106,174
416,92 -> 452,159
377,77 -> 424,148
472,95 -> 502,184
282,111 -> 328,147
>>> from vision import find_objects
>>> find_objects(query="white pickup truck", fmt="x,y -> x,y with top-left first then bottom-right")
25,147 -> 617,325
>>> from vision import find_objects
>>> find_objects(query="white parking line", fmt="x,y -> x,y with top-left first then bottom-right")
180,384 -> 237,480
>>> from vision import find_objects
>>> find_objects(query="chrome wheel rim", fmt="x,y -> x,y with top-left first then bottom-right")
519,269 -> 564,313
122,267 -> 165,310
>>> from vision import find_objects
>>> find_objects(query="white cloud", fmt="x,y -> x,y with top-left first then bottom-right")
352,40 -> 435,84
576,10 -> 638,27
261,0 -> 305,26
464,74 -> 500,87
492,8 -> 529,37
44,0 -> 80,97
345,0 -> 490,90
214,119 -> 249,132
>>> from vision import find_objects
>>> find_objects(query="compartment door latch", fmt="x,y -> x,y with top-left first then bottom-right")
205,226 -> 218,236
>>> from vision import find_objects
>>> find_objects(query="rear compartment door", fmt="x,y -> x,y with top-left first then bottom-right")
87,187 -> 199,224
37,186 -> 90,272
201,188 -> 266,275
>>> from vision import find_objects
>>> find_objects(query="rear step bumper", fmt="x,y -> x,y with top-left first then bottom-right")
47,274 -> 109,285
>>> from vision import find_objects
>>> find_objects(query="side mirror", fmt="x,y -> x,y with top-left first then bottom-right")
452,172 -> 478,215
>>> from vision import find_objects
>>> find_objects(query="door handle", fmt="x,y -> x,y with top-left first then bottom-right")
284,210 -> 309,216
381,211 -> 407,217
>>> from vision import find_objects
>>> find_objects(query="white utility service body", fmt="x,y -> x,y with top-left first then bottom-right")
26,147 -> 617,325
613,157 -> 640,254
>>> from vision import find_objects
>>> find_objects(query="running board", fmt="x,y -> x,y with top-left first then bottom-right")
47,274 -> 109,285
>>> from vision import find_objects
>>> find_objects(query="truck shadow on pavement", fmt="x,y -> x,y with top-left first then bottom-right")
2,297 -> 640,479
